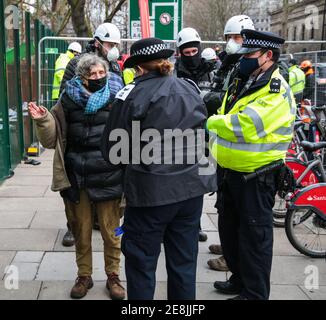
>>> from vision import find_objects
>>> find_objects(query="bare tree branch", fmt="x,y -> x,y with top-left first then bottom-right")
55,8 -> 72,35
105,0 -> 127,22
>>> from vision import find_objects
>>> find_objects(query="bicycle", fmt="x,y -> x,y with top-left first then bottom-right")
273,103 -> 326,227
285,179 -> 326,258
273,140 -> 326,227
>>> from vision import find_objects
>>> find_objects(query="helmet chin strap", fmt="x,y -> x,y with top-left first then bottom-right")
95,39 -> 110,58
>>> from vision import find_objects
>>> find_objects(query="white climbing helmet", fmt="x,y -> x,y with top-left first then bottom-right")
176,27 -> 201,48
224,15 -> 255,36
68,42 -> 82,54
94,23 -> 121,44
201,48 -> 217,61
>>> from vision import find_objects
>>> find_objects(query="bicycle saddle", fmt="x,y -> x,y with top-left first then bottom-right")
300,141 -> 326,152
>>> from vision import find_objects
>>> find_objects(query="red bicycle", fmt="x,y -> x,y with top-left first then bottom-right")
285,181 -> 326,258
273,141 -> 326,227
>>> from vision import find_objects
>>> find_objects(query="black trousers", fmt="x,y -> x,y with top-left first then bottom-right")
217,168 -> 278,300
122,196 -> 203,300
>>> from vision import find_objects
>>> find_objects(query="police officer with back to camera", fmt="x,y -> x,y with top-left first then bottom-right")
101,37 -> 217,300
288,58 -> 306,104
207,29 -> 296,300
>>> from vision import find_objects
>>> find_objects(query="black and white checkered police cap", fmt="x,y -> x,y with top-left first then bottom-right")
124,38 -> 174,68
238,29 -> 285,54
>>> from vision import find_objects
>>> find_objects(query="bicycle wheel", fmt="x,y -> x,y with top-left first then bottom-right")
285,208 -> 326,258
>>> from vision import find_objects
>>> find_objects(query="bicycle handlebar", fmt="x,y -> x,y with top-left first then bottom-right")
312,105 -> 326,111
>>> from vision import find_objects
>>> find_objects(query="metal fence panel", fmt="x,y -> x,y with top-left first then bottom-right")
0,0 -> 11,181
38,37 -> 226,109
5,1 -> 22,167
292,51 -> 326,107
0,4 -> 54,182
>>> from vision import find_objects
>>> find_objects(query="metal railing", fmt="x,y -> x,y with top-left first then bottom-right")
38,36 -> 226,109
0,4 -> 55,182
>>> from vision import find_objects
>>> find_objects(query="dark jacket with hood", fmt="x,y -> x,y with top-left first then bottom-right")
101,71 -> 217,207
174,57 -> 216,91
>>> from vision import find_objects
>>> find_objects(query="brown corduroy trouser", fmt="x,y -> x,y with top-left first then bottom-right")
65,190 -> 122,277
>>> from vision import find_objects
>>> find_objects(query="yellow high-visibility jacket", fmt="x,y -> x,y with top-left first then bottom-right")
207,66 -> 296,173
123,68 -> 136,85
289,65 -> 305,95
52,50 -> 75,100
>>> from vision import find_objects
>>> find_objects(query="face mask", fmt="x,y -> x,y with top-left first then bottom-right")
107,46 -> 120,62
225,39 -> 242,55
239,52 -> 267,78
181,54 -> 202,70
87,76 -> 107,93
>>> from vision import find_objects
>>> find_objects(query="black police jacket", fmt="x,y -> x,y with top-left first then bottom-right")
101,71 -> 217,207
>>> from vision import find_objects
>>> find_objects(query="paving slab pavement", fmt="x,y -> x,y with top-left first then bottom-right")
0,149 -> 325,300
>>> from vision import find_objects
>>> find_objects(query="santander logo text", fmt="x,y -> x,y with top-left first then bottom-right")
307,195 -> 326,201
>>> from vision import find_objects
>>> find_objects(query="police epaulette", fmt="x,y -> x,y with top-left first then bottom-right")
270,78 -> 281,93
115,84 -> 136,101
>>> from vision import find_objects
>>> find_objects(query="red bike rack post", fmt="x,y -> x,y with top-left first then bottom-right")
138,0 -> 151,38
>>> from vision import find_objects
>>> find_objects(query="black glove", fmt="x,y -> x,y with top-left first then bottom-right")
203,91 -> 224,117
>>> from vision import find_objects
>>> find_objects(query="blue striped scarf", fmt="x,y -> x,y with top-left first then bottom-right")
65,73 -> 123,114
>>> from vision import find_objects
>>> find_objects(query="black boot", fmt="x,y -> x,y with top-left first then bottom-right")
199,230 -> 208,242
214,280 -> 242,295
62,229 -> 75,247
199,222 -> 208,242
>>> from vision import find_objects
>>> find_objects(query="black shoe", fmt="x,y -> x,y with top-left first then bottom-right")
214,280 -> 242,295
62,230 -> 75,247
227,295 -> 248,300
199,230 -> 208,242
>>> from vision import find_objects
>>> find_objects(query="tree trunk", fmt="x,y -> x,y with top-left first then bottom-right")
67,0 -> 92,37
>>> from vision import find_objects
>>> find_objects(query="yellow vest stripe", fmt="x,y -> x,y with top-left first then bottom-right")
282,82 -> 296,114
230,114 -> 245,142
210,131 -> 290,152
274,126 -> 293,136
242,107 -> 267,138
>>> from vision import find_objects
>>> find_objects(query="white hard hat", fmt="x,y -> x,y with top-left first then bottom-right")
68,42 -> 82,53
224,15 -> 255,36
176,27 -> 201,48
202,48 -> 217,61
94,23 -> 121,44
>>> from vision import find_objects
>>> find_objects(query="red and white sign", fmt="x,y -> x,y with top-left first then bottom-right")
160,13 -> 171,25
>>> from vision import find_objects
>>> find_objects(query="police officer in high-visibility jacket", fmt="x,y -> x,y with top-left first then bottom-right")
52,42 -> 82,100
207,29 -> 296,300
288,59 -> 305,103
